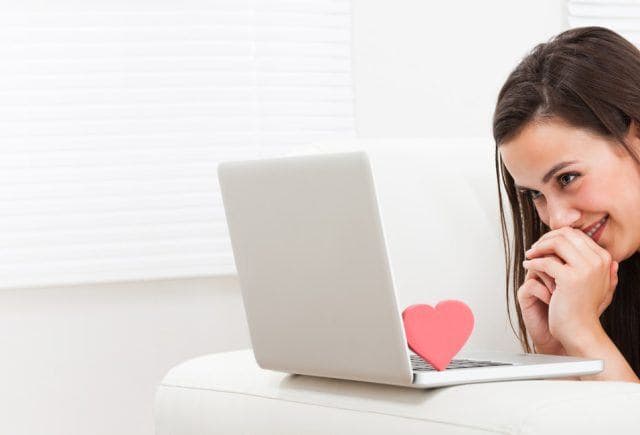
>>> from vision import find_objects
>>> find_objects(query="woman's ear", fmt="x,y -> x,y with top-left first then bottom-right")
625,118 -> 640,141
623,118 -> 640,156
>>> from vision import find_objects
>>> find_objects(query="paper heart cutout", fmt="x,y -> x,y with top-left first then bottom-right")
402,300 -> 474,371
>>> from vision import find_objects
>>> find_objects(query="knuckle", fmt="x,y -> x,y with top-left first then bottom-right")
518,280 -> 536,298
530,278 -> 545,292
517,282 -> 529,295
597,254 -> 608,267
591,255 -> 604,268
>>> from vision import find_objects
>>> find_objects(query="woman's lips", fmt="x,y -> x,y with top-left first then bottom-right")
590,216 -> 608,243
583,214 -> 608,234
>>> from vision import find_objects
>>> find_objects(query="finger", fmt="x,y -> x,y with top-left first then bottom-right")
525,255 -> 561,291
597,262 -> 619,315
528,231 -> 589,267
532,229 -> 556,245
527,263 -> 557,292
534,227 -> 603,261
598,290 -> 614,315
610,261 -> 619,291
525,267 -> 551,289
545,227 -> 613,266
522,256 -> 566,279
565,227 -> 612,265
595,262 -> 619,316
538,270 -> 556,292
519,278 -> 552,306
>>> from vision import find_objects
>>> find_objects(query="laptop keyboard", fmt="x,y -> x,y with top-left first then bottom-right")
410,353 -> 514,371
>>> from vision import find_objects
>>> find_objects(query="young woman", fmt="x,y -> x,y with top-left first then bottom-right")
493,26 -> 640,382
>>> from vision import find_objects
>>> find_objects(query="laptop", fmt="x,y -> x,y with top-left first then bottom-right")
217,150 -> 603,389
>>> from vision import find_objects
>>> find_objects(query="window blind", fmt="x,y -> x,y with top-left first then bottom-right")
568,0 -> 640,45
0,0 -> 355,289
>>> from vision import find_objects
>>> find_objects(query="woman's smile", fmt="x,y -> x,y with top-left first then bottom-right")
492,25 -> 640,381
499,117 -> 640,263
587,214 -> 608,243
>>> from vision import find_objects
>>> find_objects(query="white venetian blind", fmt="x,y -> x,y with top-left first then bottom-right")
0,0 -> 355,289
568,0 -> 640,45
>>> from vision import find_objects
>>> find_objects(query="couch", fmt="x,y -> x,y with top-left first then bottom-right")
154,138 -> 640,434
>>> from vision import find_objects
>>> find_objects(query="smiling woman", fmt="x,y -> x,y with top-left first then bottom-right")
493,26 -> 640,381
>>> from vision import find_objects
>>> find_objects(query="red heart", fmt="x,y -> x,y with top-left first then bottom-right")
402,300 -> 474,371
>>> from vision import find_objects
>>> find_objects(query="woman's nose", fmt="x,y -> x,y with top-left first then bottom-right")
547,202 -> 581,230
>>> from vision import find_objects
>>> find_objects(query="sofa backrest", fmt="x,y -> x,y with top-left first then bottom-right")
302,138 -> 522,353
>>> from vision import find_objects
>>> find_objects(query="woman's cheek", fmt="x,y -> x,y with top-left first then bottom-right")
574,180 -> 601,209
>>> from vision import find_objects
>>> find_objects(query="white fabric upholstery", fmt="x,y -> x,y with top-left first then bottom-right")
155,349 -> 640,435
154,140 -> 640,433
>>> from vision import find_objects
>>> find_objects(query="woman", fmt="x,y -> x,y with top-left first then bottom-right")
493,26 -> 640,382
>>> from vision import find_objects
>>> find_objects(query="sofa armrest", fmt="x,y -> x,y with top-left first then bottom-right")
155,349 -> 640,435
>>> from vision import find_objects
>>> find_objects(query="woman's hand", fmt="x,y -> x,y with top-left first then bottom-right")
522,227 -> 619,347
517,255 -> 566,355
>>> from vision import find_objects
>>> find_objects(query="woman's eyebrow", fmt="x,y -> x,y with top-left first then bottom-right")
514,160 -> 579,190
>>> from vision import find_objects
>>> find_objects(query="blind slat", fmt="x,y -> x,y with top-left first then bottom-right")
1,1 -> 354,289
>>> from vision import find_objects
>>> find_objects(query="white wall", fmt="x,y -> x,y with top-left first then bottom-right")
1,2 -> 568,435
0,276 -> 250,435
353,0 -> 567,138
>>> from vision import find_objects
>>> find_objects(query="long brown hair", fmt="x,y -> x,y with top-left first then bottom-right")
493,26 -> 640,376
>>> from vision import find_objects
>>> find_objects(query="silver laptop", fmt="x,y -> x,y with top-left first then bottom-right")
217,150 -> 603,389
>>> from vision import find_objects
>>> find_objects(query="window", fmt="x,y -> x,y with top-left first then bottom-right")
0,0 -> 355,288
568,0 -> 640,46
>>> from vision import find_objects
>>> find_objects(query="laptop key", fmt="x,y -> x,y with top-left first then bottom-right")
410,354 -> 513,371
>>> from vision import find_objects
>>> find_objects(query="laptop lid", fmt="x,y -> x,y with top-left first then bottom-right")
217,151 -> 414,386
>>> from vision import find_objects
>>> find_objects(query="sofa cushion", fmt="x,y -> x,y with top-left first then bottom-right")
155,349 -> 640,435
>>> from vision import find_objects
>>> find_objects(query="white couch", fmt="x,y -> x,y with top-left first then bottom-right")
154,138 -> 640,434
155,348 -> 640,434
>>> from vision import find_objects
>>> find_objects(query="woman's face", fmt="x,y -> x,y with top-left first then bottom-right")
499,117 -> 640,262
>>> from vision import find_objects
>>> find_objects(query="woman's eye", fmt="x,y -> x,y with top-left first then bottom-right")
559,173 -> 578,186
521,173 -> 579,201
